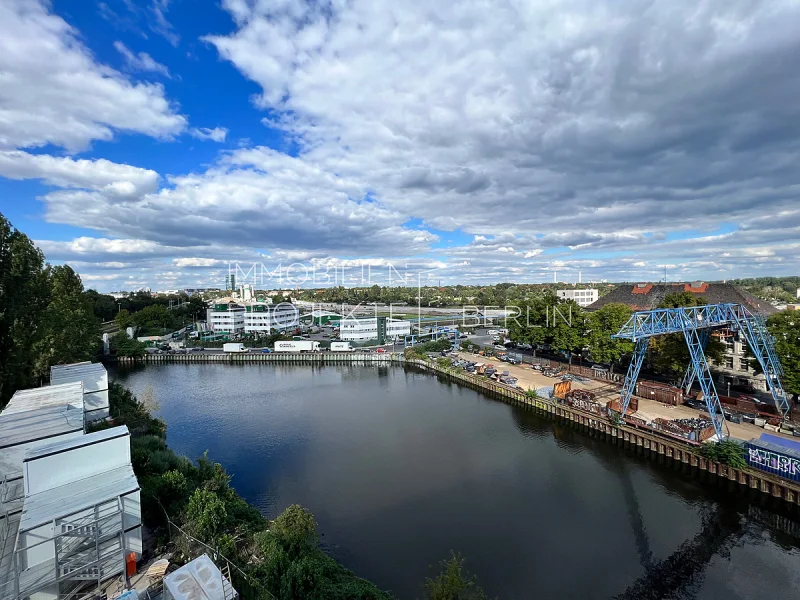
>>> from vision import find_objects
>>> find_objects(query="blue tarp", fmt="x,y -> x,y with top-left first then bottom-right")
759,433 -> 800,454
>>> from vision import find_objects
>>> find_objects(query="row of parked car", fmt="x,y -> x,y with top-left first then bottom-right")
444,352 -> 520,387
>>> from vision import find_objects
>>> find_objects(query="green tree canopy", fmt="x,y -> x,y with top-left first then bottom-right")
42,265 -> 100,368
0,214 -> 100,405
586,303 -> 634,368
763,311 -> 800,397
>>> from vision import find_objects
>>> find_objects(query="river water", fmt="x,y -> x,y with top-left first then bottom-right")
113,363 -> 800,599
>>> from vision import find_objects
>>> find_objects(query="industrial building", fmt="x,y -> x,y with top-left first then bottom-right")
208,301 -> 300,334
243,302 -> 299,332
556,288 -> 599,307
308,310 -> 342,326
586,281 -> 778,387
340,317 -> 411,343
207,302 -> 246,333
50,362 -> 110,422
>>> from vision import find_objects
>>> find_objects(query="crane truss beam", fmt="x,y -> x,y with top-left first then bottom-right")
613,303 -> 789,430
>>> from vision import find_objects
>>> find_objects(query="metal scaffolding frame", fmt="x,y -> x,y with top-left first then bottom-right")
1,492 -> 140,600
613,303 -> 789,440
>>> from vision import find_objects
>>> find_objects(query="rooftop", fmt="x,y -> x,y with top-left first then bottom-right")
24,425 -> 129,462
3,382 -> 84,415
20,464 -> 138,532
0,405 -> 84,451
50,361 -> 108,392
586,282 -> 777,315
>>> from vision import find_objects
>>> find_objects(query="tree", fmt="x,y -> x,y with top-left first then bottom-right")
84,289 -> 118,322
115,308 -> 133,330
270,504 -> 319,558
133,303 -> 179,333
0,214 -> 54,404
40,265 -> 100,368
110,332 -> 147,359
762,311 -> 800,398
550,301 -> 587,363
423,552 -> 491,600
507,292 -> 559,348
186,489 -> 228,541
586,303 -> 634,370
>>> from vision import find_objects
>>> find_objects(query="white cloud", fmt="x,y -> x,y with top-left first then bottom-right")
113,41 -> 170,77
206,0 -> 800,246
36,146 -> 439,257
173,257 -> 226,267
80,273 -> 121,281
0,150 -> 158,195
0,0 -> 186,151
189,127 -> 228,142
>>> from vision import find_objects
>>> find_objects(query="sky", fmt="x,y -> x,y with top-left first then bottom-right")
1,0 -> 799,292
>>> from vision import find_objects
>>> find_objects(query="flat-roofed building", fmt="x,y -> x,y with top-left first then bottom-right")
339,317 -> 411,342
556,288 -> 599,307
50,362 -> 109,422
2,427 -> 141,600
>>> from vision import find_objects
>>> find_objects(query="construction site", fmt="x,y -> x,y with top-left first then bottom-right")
0,362 -> 237,600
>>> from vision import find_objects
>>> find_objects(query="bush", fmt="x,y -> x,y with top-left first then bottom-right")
698,439 -> 747,469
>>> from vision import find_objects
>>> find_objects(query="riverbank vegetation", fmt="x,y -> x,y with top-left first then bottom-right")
697,439 -> 747,469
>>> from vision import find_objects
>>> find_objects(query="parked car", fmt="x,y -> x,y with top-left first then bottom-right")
376,347 -> 387,353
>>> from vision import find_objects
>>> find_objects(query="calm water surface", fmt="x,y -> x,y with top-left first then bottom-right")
113,363 -> 800,599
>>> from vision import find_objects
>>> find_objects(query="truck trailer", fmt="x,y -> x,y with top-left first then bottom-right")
223,343 -> 247,353
274,340 -> 321,353
330,341 -> 353,352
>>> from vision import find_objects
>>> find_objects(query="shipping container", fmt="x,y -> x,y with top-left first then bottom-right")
745,437 -> 800,483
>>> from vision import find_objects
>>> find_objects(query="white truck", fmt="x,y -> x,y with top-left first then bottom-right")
330,341 -> 353,352
223,342 -> 247,353
274,340 -> 321,353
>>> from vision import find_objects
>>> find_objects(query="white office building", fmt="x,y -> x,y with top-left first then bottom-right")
243,303 -> 299,333
207,303 -> 245,333
339,317 -> 411,342
556,289 -> 599,307
50,362 -> 110,422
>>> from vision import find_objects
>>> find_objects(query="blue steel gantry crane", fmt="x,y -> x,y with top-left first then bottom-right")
612,303 -> 788,440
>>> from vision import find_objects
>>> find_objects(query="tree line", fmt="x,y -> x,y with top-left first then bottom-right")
0,214 -> 100,405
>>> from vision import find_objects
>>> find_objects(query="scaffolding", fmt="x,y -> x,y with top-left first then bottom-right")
613,303 -> 788,440
0,491 -> 141,600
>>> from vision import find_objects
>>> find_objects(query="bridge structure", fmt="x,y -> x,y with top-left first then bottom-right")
613,303 -> 787,440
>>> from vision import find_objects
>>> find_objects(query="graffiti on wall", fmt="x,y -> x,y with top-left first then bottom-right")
747,447 -> 800,476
